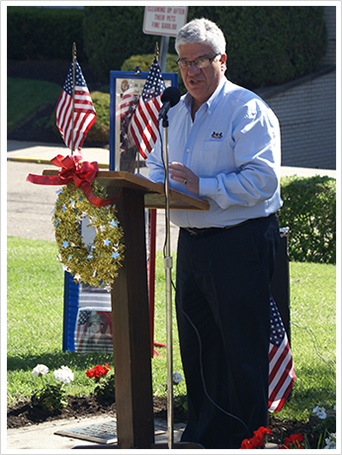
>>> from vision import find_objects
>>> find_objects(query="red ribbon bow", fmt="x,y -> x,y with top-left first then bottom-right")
27,154 -> 120,207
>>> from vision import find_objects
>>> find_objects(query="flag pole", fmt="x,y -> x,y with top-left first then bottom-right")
71,42 -> 76,155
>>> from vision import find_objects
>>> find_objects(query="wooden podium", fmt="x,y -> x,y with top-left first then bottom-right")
44,170 -> 209,449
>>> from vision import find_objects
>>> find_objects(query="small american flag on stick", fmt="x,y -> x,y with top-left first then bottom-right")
75,309 -> 91,353
56,59 -> 96,153
268,295 -> 296,412
116,87 -> 139,154
128,57 -> 165,159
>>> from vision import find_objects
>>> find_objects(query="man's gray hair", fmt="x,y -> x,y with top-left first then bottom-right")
175,18 -> 226,55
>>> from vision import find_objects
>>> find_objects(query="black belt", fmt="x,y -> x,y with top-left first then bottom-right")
183,215 -> 275,237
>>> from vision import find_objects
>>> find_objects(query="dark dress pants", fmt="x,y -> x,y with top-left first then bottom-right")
175,215 -> 280,449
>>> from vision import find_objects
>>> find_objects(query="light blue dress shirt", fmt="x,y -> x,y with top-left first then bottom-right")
146,77 -> 283,228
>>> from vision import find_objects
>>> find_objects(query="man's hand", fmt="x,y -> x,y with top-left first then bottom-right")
169,162 -> 199,195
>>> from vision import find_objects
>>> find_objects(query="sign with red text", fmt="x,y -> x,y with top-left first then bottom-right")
143,6 -> 188,37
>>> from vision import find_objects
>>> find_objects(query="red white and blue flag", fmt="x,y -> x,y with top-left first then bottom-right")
128,57 -> 165,159
268,295 -> 296,412
116,87 -> 140,154
56,59 -> 96,153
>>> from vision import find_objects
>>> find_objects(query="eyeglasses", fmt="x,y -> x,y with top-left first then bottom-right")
176,54 -> 220,70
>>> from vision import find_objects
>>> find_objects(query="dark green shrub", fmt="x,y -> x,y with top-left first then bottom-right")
121,53 -> 178,74
121,53 -> 185,94
187,6 -> 328,89
84,6 -> 159,82
8,6 -> 328,90
278,175 -> 336,264
85,91 -> 110,143
84,6 -> 327,89
7,7 -> 86,61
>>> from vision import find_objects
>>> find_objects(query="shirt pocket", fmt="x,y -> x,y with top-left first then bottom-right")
199,140 -> 231,177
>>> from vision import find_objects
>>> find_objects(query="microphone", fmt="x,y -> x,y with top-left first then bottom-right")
158,86 -> 181,121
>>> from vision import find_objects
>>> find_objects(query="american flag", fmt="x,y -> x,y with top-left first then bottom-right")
116,87 -> 139,153
128,57 -> 165,159
268,295 -> 296,412
56,59 -> 96,153
75,309 -> 91,353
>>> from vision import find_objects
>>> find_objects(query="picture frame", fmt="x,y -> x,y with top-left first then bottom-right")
109,70 -> 178,171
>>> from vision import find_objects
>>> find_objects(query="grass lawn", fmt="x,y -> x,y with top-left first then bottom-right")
6,236 -> 336,422
7,78 -> 61,131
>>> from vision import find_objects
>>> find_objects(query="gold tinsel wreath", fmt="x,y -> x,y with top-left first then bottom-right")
53,181 -> 125,288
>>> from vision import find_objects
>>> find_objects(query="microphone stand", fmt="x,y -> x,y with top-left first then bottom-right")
161,112 -> 174,449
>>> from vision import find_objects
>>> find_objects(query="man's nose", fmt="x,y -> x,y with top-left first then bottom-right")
188,62 -> 201,75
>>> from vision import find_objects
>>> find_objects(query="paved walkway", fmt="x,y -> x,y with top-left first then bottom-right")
6,415 -> 185,451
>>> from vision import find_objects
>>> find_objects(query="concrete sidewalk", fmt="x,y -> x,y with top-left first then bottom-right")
7,140 -> 111,168
6,415 -> 185,451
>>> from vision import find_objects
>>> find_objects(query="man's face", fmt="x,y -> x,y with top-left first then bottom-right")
178,42 -> 226,108
90,322 -> 101,333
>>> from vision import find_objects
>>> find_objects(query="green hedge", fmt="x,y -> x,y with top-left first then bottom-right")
121,53 -> 185,94
278,175 -> 336,264
83,6 -> 159,81
83,6 -> 327,88
8,6 -> 327,90
7,7 -> 86,61
187,6 -> 328,88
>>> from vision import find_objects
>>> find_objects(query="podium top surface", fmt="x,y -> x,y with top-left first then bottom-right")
42,170 -> 210,211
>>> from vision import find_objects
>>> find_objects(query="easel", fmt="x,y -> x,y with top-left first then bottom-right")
42,169 -> 208,449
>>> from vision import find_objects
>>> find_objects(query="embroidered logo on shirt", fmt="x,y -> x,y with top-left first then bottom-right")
211,131 -> 223,140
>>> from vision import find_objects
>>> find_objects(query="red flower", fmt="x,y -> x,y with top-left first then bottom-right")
279,433 -> 304,449
240,427 -> 272,449
86,363 -> 111,379
240,438 -> 255,449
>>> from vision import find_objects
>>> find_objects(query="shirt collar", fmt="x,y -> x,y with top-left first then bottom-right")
182,77 -> 227,116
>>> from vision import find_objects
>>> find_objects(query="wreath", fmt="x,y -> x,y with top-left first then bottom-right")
53,181 -> 125,288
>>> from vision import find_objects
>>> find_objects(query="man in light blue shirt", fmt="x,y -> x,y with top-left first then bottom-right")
147,18 -> 282,449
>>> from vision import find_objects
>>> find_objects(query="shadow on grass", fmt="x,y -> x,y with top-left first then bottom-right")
282,362 -> 336,416
7,351 -> 115,372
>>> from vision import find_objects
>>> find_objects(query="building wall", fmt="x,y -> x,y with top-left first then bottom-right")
261,69 -> 336,170
322,6 -> 336,66
256,6 -> 336,170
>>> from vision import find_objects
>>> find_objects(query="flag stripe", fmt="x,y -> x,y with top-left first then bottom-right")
268,295 -> 296,413
269,353 -> 293,390
268,363 -> 295,412
270,363 -> 295,402
128,56 -> 165,159
56,59 -> 96,152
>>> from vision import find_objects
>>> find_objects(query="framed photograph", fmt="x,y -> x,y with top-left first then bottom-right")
75,308 -> 113,354
109,70 -> 178,171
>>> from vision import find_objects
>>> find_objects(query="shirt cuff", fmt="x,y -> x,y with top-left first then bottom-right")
199,177 -> 217,198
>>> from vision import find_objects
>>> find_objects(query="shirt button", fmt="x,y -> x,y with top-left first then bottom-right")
186,148 -> 190,153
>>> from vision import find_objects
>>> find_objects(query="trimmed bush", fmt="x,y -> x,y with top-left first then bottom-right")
84,6 -> 327,88
121,53 -> 185,94
83,6 -> 159,82
7,7 -> 86,61
121,53 -> 179,74
85,91 -> 110,143
187,6 -> 328,88
277,175 -> 336,264
8,6 -> 328,89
